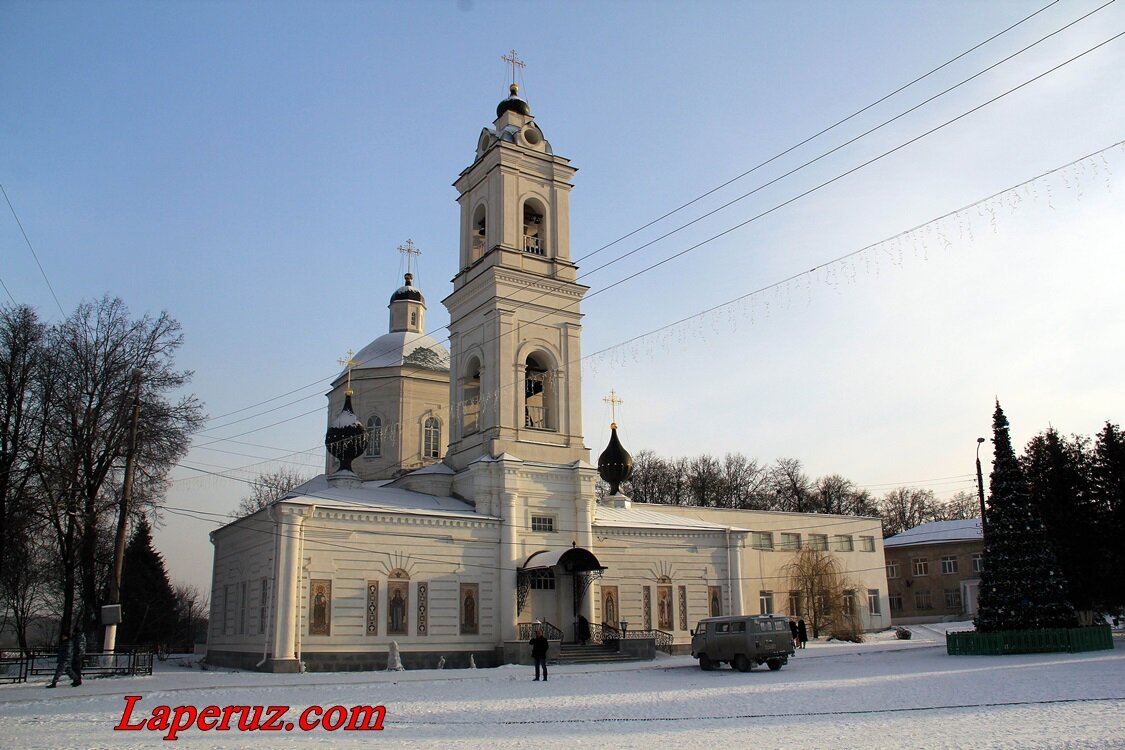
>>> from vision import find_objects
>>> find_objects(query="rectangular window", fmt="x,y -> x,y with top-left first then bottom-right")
788,591 -> 803,617
941,556 -> 959,575
886,560 -> 900,579
752,531 -> 774,550
780,532 -> 801,550
259,578 -> 269,636
945,588 -> 962,609
833,535 -> 854,552
759,591 -> 774,615
972,553 -> 983,573
889,592 -> 903,611
860,536 -> 876,552
867,589 -> 881,615
238,581 -> 247,635
843,590 -> 856,615
809,534 -> 828,551
914,590 -> 932,610
529,570 -> 555,590
531,515 -> 555,533
912,557 -> 929,576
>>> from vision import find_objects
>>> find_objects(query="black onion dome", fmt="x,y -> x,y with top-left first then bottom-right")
390,273 -> 424,304
597,423 -> 634,496
325,392 -> 368,473
496,83 -> 531,118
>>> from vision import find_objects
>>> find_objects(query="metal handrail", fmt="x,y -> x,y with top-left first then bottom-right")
518,620 -> 564,641
619,628 -> 675,654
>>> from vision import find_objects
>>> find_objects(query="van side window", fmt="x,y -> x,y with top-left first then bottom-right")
716,622 -> 730,633
734,622 -> 746,632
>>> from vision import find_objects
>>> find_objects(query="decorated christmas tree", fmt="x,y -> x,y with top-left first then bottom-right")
974,402 -> 1076,632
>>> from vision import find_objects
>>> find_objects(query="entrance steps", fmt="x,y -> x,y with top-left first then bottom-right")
555,642 -> 643,665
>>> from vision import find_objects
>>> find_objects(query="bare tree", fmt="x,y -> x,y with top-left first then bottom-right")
235,467 -> 311,517
769,458 -> 813,513
936,490 -> 981,520
172,583 -> 208,652
784,546 -> 864,641
44,296 -> 204,639
879,487 -> 940,537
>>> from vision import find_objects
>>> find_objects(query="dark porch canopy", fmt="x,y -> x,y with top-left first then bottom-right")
521,547 -> 606,573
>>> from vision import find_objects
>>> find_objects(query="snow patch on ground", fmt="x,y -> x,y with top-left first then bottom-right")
2,630 -> 1122,748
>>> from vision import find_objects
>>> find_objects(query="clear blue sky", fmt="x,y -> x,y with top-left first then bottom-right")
4,0 -> 1123,595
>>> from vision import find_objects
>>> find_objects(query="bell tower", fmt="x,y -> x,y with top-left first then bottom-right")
443,63 -> 589,472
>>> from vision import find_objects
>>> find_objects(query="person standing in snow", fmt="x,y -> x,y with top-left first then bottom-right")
529,629 -> 549,681
790,619 -> 800,649
797,619 -> 808,649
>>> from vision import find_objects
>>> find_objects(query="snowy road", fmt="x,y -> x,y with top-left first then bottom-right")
2,631 -> 1122,748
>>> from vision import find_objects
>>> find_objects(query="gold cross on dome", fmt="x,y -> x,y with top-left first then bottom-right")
603,389 -> 624,427
337,349 -> 357,394
501,49 -> 525,86
398,239 -> 422,276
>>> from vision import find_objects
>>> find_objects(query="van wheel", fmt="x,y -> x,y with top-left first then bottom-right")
734,654 -> 751,672
699,654 -> 715,671
767,658 -> 782,671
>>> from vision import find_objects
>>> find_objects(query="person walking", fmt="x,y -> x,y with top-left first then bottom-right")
797,619 -> 808,649
789,619 -> 799,649
529,629 -> 549,681
47,629 -> 84,688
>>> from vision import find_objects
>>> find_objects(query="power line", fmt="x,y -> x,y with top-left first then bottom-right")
1,182 -> 66,317
186,4 -> 1089,439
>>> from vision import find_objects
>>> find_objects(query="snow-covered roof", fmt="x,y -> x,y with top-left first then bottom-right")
347,331 -> 450,372
594,504 -> 743,532
281,474 -> 491,520
884,518 -> 983,548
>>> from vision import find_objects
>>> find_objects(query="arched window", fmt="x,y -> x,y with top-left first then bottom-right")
462,357 -> 481,435
365,416 -> 382,457
423,417 -> 441,458
523,200 -> 545,255
524,353 -> 555,430
471,204 -> 487,264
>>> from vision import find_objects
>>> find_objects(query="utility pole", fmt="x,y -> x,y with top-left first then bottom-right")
976,437 -> 987,536
104,369 -> 142,653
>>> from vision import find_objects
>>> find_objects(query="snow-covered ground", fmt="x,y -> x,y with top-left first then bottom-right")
2,626 -> 1122,749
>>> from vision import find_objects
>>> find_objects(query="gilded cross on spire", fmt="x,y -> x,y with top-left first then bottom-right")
501,49 -> 525,87
398,239 -> 422,276
603,389 -> 624,429
337,349 -> 357,395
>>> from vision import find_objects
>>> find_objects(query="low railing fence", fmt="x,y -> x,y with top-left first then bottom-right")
517,620 -> 564,642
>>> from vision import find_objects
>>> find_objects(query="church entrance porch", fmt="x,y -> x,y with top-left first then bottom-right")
517,547 -> 605,643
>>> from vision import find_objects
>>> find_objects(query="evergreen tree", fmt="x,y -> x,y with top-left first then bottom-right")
975,402 -> 1076,632
1090,422 -> 1125,610
1022,429 -> 1102,617
119,518 -> 179,647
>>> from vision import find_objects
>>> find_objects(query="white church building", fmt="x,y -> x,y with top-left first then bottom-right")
207,81 -> 889,671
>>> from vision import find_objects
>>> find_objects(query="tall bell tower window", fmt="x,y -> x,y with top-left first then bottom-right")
471,205 -> 487,265
462,357 -> 481,435
523,201 -> 544,256
524,353 -> 555,431
423,417 -> 442,458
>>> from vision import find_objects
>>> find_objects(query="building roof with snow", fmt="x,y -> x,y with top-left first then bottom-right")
884,518 -> 983,548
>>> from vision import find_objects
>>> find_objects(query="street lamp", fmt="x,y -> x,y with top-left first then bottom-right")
975,437 -> 987,535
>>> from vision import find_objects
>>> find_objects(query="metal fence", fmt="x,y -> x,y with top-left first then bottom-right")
4,648 -> 154,683
946,625 -> 1113,655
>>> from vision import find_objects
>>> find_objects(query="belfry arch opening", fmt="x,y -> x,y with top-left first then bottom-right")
471,204 -> 487,265
522,200 -> 545,256
523,352 -> 556,431
462,356 -> 481,435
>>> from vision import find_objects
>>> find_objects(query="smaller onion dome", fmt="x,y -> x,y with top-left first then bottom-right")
325,392 -> 368,473
597,423 -> 634,496
496,83 -> 531,118
390,273 -> 424,304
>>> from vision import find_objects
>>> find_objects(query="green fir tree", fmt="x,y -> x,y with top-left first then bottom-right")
1090,422 -> 1125,610
119,518 -> 179,647
975,402 -> 1076,632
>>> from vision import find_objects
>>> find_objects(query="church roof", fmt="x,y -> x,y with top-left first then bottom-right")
594,505 -> 742,532
884,518 -> 983,548
348,330 -> 450,372
282,474 -> 491,519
